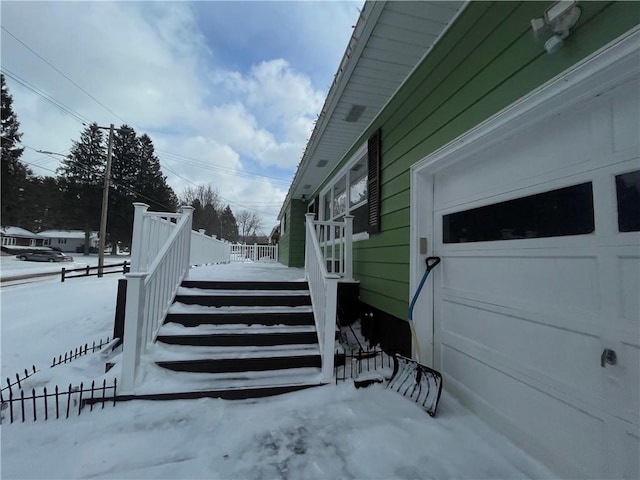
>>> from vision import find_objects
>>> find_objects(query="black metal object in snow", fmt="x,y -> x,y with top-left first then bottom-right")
51,337 -> 110,367
334,347 -> 393,384
386,355 -> 443,417
61,261 -> 129,282
0,379 -> 117,424
1,366 -> 38,393
113,279 -> 127,348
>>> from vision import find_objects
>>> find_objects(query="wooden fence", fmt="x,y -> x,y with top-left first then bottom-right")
61,262 -> 129,282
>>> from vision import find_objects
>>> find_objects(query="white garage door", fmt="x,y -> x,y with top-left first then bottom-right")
430,75 -> 639,476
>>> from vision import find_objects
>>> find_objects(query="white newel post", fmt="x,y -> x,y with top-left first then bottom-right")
120,272 -> 148,394
305,213 -> 314,271
180,206 -> 194,272
130,203 -> 149,272
343,215 -> 354,282
322,276 -> 339,382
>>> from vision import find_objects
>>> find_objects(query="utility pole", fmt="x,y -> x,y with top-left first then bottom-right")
97,124 -> 114,278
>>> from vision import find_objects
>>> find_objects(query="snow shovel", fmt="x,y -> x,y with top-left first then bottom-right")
387,256 -> 443,417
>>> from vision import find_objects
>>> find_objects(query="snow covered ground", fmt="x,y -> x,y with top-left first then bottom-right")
1,262 -> 554,479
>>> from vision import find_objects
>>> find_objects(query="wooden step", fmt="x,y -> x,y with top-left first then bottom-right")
156,331 -> 318,347
173,294 -> 311,307
181,280 -> 309,291
165,311 -> 315,326
157,354 -> 321,373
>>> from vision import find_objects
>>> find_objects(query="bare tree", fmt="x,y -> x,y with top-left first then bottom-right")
180,184 -> 221,212
236,209 -> 263,243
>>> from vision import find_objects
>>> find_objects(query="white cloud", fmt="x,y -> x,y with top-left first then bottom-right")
1,1 -> 356,232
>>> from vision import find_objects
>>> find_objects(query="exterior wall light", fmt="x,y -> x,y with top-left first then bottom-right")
531,1 -> 582,54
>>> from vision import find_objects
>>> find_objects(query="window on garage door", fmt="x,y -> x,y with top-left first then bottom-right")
443,182 -> 595,243
615,170 -> 640,232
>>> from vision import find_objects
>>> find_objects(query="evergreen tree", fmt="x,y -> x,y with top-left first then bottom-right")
1,74 -> 30,226
57,123 -> 105,253
137,134 -> 178,212
22,176 -> 70,232
108,125 -> 139,250
220,205 -> 238,242
191,199 -> 205,231
203,203 -> 220,237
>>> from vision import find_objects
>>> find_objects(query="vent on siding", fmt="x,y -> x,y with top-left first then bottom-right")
317,160 -> 328,168
367,129 -> 381,234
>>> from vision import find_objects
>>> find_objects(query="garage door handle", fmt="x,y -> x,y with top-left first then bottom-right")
601,348 -> 617,368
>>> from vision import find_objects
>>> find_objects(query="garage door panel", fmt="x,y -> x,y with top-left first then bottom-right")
619,342 -> 639,424
440,255 -> 600,316
618,255 -> 640,323
612,79 -> 640,155
434,109 -> 594,210
441,300 -> 603,397
442,344 -> 605,476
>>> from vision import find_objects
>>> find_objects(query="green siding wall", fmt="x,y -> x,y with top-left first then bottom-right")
278,199 -> 307,267
311,1 -> 639,321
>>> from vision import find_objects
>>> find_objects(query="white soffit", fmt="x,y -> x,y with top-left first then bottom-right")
286,0 -> 465,206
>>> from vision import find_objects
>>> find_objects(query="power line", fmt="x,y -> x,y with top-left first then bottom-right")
2,29 -> 292,190
1,67 -> 89,125
3,29 -> 288,215
161,161 -> 279,217
157,149 -> 292,187
1,26 -> 128,124
19,144 -> 174,211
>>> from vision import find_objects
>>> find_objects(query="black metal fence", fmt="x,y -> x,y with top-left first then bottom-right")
2,366 -> 39,393
61,261 -> 129,282
51,337 -> 111,367
334,347 -> 394,383
0,379 -> 117,424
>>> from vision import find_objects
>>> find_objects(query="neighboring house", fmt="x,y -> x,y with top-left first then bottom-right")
268,225 -> 280,245
0,226 -> 48,247
278,2 -> 639,479
38,230 -> 99,253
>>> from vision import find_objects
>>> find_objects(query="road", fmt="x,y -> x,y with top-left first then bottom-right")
0,254 -> 131,286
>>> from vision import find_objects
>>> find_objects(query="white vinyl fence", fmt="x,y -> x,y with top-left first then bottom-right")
230,244 -> 278,263
191,229 -> 231,266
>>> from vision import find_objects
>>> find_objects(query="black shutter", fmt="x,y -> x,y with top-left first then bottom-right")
367,129 -> 382,234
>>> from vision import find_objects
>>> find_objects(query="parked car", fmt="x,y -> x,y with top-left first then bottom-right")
16,251 -> 73,262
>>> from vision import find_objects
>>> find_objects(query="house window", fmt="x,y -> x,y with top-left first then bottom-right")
281,212 -> 288,237
319,145 -> 369,237
443,182 -> 595,243
615,170 -> 640,232
58,238 -> 67,244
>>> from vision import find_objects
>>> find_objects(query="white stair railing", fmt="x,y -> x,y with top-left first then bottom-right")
120,203 -> 232,394
191,230 -> 231,265
304,213 -> 340,382
311,215 -> 353,281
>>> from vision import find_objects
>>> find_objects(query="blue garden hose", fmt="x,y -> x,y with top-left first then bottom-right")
408,257 -> 441,322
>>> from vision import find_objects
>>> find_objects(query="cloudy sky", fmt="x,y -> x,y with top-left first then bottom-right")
1,1 -> 358,232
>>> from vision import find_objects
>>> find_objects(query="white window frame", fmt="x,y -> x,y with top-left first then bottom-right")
319,142 -> 370,242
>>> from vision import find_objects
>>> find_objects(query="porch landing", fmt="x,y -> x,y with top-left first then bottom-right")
185,261 -> 306,283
